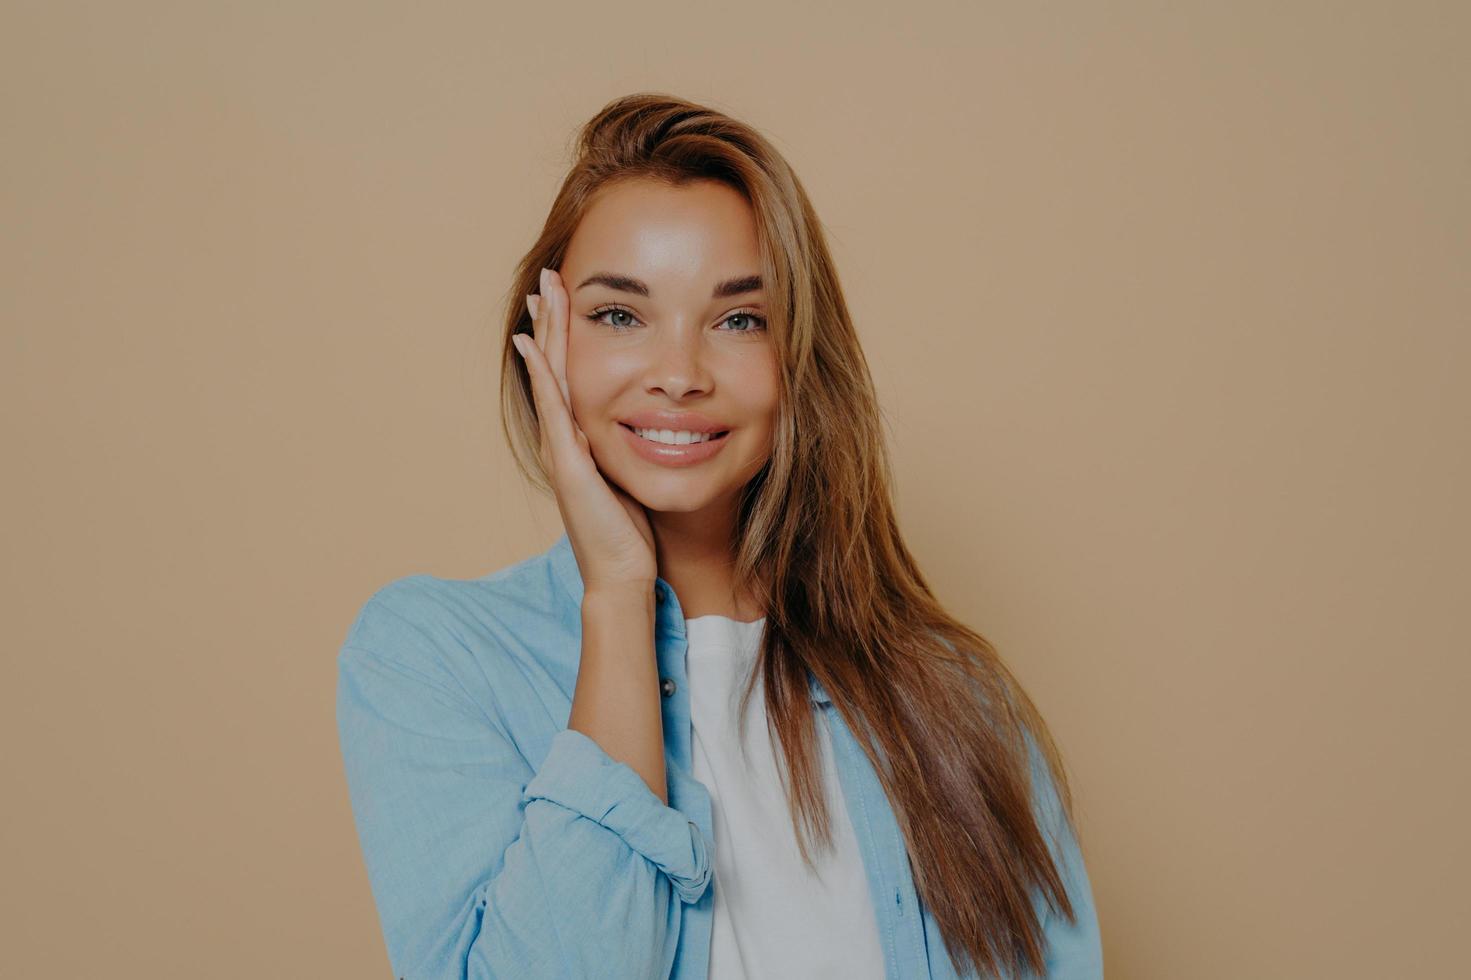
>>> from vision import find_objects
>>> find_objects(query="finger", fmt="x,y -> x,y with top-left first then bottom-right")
533,268 -> 551,352
513,331 -> 581,467
544,268 -> 572,406
522,294 -> 548,466
524,291 -> 540,335
534,269 -> 569,407
527,351 -> 554,474
513,328 -> 550,469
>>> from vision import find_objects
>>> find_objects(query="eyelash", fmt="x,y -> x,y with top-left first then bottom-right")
583,305 -> 768,334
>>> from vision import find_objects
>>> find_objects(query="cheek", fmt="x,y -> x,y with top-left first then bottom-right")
563,353 -> 607,421
738,364 -> 780,429
733,378 -> 779,456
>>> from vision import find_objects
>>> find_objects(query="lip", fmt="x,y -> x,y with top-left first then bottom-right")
617,410 -> 730,434
619,422 -> 732,467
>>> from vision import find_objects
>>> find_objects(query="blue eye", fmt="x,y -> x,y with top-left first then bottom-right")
585,306 -> 641,330
720,311 -> 768,333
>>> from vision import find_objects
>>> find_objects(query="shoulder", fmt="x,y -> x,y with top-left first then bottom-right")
336,543 -> 578,703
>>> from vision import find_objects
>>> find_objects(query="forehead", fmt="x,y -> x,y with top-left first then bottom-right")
563,178 -> 761,288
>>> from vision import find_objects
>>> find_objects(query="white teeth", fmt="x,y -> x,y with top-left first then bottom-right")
633,427 -> 717,445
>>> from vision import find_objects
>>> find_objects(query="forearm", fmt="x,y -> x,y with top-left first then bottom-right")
570,585 -> 667,804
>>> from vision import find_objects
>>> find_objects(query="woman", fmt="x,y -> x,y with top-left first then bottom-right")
337,93 -> 1103,979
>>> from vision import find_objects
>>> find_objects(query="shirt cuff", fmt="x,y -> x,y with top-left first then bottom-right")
522,726 -> 713,904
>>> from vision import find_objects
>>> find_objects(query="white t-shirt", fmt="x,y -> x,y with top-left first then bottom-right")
683,614 -> 887,980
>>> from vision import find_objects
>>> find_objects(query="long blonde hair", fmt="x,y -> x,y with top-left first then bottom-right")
499,92 -> 1083,978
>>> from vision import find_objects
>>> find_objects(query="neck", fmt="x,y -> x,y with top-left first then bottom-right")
649,503 -> 762,622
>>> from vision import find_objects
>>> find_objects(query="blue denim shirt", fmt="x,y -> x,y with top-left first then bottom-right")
336,532 -> 1104,979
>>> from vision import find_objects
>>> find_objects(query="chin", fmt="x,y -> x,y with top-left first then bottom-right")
620,476 -> 725,515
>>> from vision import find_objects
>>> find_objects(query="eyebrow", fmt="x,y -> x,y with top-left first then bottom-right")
573,272 -> 763,300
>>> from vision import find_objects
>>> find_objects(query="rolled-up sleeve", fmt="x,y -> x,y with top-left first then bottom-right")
336,624 -> 710,979
522,727 -> 712,904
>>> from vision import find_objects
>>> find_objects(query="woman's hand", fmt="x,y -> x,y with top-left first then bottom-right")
513,267 -> 658,594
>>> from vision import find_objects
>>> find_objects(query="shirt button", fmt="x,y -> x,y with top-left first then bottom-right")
660,677 -> 676,697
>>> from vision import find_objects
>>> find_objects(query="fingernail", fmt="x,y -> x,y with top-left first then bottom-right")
512,334 -> 526,356
539,267 -> 549,292
526,293 -> 539,319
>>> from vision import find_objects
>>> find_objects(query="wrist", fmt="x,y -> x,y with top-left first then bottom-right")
582,582 -> 657,609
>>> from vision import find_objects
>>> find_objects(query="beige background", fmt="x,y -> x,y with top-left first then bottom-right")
3,2 -> 1467,977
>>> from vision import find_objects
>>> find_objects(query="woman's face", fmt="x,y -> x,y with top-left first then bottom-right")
560,178 -> 778,518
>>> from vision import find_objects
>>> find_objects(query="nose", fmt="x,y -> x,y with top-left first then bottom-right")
641,326 -> 713,399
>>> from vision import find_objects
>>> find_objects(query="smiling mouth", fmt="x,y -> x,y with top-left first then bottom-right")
619,422 -> 731,441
